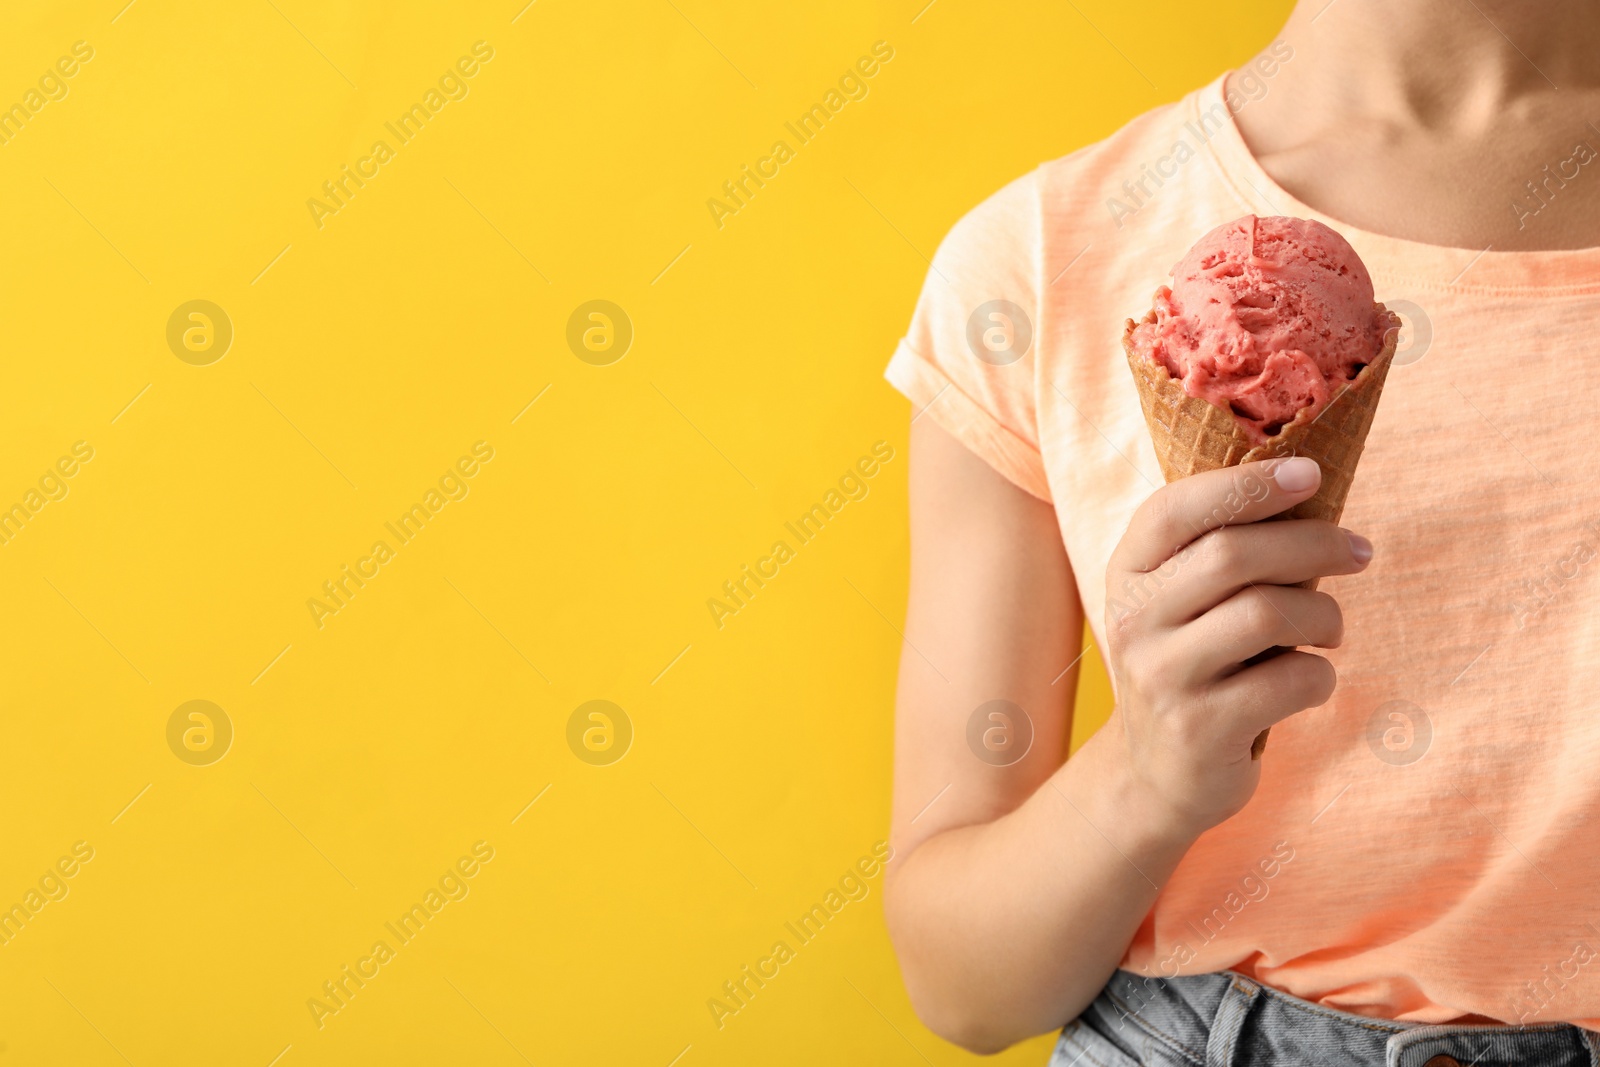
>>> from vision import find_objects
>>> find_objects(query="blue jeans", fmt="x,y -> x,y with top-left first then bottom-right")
1054,969 -> 1600,1067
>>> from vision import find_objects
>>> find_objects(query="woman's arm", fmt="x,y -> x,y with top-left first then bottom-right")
883,420 -> 1368,1052
882,419 -> 1195,1051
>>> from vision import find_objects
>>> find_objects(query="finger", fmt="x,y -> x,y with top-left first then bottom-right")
1139,520 -> 1370,625
1184,586 -> 1343,681
1204,649 -> 1338,746
1113,457 -> 1323,575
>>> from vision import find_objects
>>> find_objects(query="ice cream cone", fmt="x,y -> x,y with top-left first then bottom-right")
1123,302 -> 1403,758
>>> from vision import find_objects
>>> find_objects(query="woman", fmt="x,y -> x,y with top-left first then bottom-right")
882,1 -> 1600,1063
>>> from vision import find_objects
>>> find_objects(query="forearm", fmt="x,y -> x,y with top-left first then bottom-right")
884,723 -> 1199,1053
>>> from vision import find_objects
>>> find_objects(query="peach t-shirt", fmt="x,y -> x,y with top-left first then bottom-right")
886,71 -> 1600,1029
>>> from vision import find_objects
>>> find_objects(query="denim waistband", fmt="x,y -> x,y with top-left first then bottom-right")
1053,969 -> 1600,1067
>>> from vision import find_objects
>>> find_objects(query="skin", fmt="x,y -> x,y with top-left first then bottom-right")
884,1 -> 1600,1053
1236,1 -> 1600,251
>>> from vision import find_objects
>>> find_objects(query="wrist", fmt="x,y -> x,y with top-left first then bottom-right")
1063,724 -> 1207,865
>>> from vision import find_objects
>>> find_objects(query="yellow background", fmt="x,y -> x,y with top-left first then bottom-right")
0,1 -> 1290,1062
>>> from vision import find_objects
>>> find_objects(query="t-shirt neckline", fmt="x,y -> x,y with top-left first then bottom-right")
1196,72 -> 1600,295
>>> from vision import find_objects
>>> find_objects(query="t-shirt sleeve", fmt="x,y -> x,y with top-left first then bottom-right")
884,169 -> 1050,501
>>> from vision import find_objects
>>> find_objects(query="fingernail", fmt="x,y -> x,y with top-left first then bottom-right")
1272,457 -> 1320,493
1347,532 -> 1373,564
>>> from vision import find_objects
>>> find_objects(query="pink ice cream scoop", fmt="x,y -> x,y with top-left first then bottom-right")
1127,214 -> 1388,444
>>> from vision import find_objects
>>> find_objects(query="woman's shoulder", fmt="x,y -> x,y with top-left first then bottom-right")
931,86 -> 1215,294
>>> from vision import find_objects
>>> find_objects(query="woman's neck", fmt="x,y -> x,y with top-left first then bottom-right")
1281,0 -> 1600,123
1227,0 -> 1600,250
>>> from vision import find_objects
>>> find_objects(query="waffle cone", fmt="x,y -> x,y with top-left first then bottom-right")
1123,303 -> 1403,758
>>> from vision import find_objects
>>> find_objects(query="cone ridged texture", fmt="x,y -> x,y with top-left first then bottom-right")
1123,302 -> 1403,757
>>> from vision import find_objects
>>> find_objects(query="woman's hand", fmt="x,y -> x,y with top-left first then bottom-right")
1102,456 -> 1372,838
